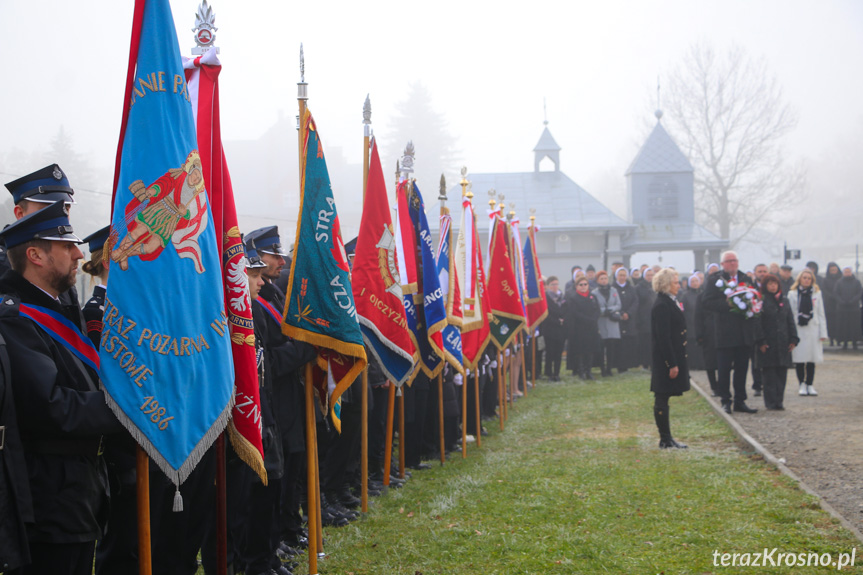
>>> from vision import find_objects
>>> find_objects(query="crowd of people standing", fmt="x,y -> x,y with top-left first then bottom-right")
539,256 -> 863,406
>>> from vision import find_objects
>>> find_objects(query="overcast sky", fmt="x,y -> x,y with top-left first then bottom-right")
2,0 -> 862,216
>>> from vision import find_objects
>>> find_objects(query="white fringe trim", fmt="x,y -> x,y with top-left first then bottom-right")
102,386 -> 235,491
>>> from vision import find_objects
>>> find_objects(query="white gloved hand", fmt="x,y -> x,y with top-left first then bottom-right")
454,374 -> 463,386
505,348 -> 511,357
490,360 -> 498,369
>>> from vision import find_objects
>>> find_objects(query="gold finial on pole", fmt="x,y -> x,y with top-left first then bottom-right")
487,188 -> 497,210
459,166 -> 469,199
529,207 -> 536,225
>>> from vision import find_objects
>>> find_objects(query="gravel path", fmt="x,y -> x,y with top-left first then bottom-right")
692,349 -> 863,534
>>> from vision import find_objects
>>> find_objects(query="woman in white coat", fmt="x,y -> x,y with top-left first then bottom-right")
787,269 -> 828,396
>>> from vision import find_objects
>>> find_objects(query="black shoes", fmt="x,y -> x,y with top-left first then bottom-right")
733,402 -> 758,414
659,437 -> 688,449
721,402 -> 733,415
409,462 -> 431,471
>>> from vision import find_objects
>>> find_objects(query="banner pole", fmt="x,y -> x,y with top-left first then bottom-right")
532,330 -> 537,388
383,382 -> 396,486
497,350 -> 504,431
303,363 -> 319,574
136,446 -> 152,575
398,391 -> 406,479
474,369 -> 481,447
520,333 -> 528,399
360,95 -> 371,513
438,372 -> 445,465
461,365 -> 468,459
297,45 -> 319,575
215,434 -> 227,575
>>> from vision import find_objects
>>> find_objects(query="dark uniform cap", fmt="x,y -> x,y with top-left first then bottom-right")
81,225 -> 111,253
0,200 -> 82,248
245,226 -> 287,256
5,164 -> 76,205
242,234 -> 267,269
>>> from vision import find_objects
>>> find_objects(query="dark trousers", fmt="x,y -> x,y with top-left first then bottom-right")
201,453 -> 251,574
762,367 -> 788,409
750,347 -> 763,391
638,331 -> 652,368
795,362 -> 816,385
600,339 -> 619,374
574,352 -> 593,377
322,401 -> 361,494
278,451 -> 305,541
465,372 -> 483,439
368,385 -> 390,479
245,477 -> 281,574
716,345 -> 750,405
544,336 -> 565,377
404,383 -> 429,467
481,367 -> 499,418
150,447 -> 216,575
19,541 -> 96,575
95,470 -> 137,575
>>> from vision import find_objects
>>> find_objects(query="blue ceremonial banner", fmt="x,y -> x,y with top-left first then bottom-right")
102,0 -> 234,488
435,212 -> 464,373
400,181 -> 447,378
282,108 -> 367,431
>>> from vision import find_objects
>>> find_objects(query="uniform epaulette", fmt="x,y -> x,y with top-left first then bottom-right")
0,294 -> 20,317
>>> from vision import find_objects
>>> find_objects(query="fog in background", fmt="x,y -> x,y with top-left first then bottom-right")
1,0 -> 862,273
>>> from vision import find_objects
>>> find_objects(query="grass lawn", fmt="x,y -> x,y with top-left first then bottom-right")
290,370 -> 861,574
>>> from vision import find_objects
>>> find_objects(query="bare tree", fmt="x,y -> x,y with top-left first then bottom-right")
664,43 -> 805,246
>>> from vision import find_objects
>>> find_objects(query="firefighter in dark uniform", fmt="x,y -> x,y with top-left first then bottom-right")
245,227 -> 317,553
76,225 -> 138,575
0,201 -> 124,575
3,165 -> 84,322
0,297 -> 33,573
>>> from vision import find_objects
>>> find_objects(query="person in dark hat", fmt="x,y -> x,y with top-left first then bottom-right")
2,165 -> 82,325
79,224 -> 138,575
779,264 -> 794,294
0,201 -> 124,575
80,226 -> 110,346
245,226 -> 321,552
585,264 -> 597,289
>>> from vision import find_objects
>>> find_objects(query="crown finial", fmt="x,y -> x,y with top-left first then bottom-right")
529,207 -> 536,223
488,188 -> 497,209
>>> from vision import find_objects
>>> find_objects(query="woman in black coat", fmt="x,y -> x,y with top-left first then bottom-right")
755,274 -> 799,410
834,267 -> 863,349
636,268 -> 657,369
541,276 -> 567,381
650,268 -> 690,449
565,276 -> 601,380
614,268 -> 640,372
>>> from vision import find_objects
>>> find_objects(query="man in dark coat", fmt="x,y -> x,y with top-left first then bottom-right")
246,226 -> 319,546
0,321 -> 33,573
701,251 -> 758,414
834,267 -> 863,348
0,202 -> 124,575
542,276 -> 566,381
636,268 -> 657,369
